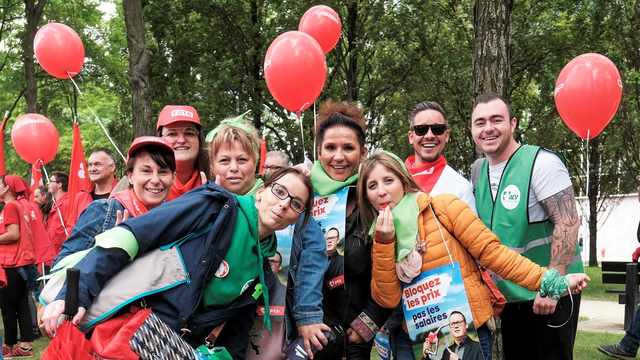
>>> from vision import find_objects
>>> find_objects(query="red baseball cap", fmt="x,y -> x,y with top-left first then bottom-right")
127,136 -> 174,162
156,105 -> 201,130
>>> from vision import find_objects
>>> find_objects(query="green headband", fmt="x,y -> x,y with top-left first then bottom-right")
205,110 -> 253,142
381,150 -> 409,175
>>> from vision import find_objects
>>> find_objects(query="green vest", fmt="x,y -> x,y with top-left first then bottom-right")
476,145 -> 583,302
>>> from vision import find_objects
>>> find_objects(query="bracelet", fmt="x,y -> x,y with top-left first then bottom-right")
374,230 -> 396,244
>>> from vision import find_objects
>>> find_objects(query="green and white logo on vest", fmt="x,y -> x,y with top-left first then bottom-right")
500,184 -> 521,210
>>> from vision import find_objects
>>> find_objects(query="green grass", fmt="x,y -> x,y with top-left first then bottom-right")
0,311 -> 50,359
581,264 -> 620,302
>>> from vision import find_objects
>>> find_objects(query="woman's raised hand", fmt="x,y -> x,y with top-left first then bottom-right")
374,205 -> 395,241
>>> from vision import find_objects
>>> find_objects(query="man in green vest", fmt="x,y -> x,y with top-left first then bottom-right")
471,92 -> 582,360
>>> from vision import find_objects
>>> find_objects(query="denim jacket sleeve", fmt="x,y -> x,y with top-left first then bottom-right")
289,216 -> 327,326
52,199 -> 122,268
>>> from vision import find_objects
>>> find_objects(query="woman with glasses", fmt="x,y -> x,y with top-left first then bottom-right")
157,105 -> 211,200
310,100 -> 392,360
207,117 -> 330,358
358,151 -> 589,360
51,137 -> 176,268
41,168 -> 314,359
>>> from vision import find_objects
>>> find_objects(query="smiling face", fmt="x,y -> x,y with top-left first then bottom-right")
127,151 -> 176,210
408,109 -> 450,166
87,151 -> 116,183
471,99 -> 518,165
161,120 -> 200,170
255,173 -> 307,237
318,126 -> 367,182
210,142 -> 257,195
365,164 -> 406,212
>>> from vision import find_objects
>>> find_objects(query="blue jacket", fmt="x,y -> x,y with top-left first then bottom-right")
54,182 -> 274,359
285,216 -> 327,341
52,198 -> 125,268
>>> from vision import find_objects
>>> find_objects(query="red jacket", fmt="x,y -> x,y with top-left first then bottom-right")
69,175 -> 118,226
0,201 -> 36,268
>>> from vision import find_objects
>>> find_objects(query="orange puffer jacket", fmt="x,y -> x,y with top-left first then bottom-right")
371,193 -> 547,328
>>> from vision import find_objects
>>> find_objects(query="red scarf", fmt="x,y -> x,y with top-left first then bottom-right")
404,155 -> 447,193
111,189 -> 149,217
168,169 -> 202,201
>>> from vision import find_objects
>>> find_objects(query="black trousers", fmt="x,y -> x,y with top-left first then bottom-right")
0,267 -> 35,344
501,294 -> 580,360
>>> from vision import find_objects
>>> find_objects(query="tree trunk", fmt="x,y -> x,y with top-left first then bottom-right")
588,137 -> 600,267
23,0 -> 46,114
123,0 -> 153,137
473,2 -> 514,359
472,0 -> 513,99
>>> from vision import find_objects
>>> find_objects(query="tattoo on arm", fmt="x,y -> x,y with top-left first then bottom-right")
540,186 -> 579,275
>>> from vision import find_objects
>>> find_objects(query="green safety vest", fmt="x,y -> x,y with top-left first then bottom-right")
476,145 -> 583,302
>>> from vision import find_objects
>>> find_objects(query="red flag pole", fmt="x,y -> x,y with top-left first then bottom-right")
259,139 -> 267,174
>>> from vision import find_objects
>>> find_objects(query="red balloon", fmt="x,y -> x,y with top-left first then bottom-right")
34,23 -> 85,79
264,31 -> 327,112
299,5 -> 341,54
11,114 -> 59,164
554,53 -> 622,139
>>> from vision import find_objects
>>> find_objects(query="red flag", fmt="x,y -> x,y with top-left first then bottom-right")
259,139 -> 267,174
30,162 -> 43,202
67,123 -> 89,221
0,111 -> 8,176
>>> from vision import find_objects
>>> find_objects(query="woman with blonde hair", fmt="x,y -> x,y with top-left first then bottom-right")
358,151 -> 589,360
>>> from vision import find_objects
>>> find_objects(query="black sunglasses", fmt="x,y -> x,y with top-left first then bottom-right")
412,124 -> 447,136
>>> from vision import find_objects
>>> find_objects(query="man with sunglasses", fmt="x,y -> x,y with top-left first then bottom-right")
471,92 -> 582,360
405,101 -> 476,212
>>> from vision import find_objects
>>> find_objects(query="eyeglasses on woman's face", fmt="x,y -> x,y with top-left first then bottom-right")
271,182 -> 306,214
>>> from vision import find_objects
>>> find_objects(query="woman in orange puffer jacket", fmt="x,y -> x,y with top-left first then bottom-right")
357,152 -> 589,360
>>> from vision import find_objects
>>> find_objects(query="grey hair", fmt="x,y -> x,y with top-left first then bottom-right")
266,151 -> 290,167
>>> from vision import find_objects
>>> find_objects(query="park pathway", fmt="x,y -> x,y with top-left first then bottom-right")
579,299 -> 626,334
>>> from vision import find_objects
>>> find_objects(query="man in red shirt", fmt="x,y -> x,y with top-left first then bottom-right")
47,172 -> 70,254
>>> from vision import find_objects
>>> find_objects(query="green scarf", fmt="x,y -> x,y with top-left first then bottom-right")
368,193 -> 419,261
246,178 -> 265,199
201,194 -> 276,332
310,161 -> 359,196
205,110 -> 253,142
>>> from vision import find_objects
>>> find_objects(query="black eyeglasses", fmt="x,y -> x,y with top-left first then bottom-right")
271,182 -> 306,214
412,124 -> 447,136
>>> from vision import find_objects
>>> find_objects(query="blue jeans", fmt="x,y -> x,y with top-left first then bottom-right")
620,305 -> 640,355
395,323 -> 492,360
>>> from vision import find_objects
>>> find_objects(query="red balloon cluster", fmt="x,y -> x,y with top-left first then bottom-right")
554,53 -> 622,139
11,114 -> 60,164
34,23 -> 85,79
264,5 -> 341,112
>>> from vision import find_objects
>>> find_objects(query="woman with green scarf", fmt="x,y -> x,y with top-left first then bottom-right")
311,100 -> 393,360
207,115 -> 331,358
359,151 -> 590,360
